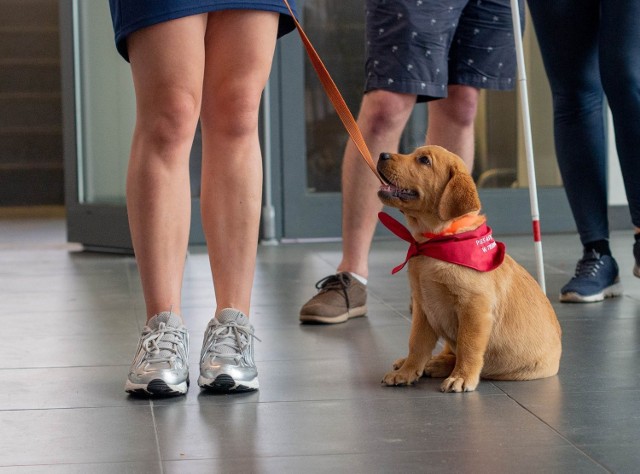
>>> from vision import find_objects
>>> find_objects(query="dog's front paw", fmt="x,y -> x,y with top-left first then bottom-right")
382,367 -> 422,386
440,373 -> 479,393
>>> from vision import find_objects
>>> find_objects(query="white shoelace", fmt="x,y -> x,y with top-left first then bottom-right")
203,321 -> 260,361
141,322 -> 186,363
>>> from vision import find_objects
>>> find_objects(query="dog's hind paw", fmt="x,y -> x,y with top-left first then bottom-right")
424,355 -> 456,378
440,374 -> 479,393
392,357 -> 407,370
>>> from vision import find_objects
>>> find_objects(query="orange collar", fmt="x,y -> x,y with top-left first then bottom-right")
422,214 -> 486,239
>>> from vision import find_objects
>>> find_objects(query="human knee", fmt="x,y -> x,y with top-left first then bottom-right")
552,88 -> 603,122
200,83 -> 262,139
139,88 -> 200,149
361,90 -> 414,136
435,86 -> 479,128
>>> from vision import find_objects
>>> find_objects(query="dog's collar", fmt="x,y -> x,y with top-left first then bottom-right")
378,212 -> 505,274
422,214 -> 486,239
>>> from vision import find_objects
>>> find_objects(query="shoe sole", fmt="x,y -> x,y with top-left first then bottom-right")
559,282 -> 624,303
299,305 -> 367,324
198,374 -> 259,393
125,378 -> 189,397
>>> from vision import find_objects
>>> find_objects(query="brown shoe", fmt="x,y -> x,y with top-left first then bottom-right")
299,272 -> 367,324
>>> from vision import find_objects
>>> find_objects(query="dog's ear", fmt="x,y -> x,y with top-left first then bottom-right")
437,170 -> 481,221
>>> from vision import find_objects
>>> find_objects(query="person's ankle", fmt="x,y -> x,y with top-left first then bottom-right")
336,267 -> 367,285
584,239 -> 611,257
348,272 -> 367,285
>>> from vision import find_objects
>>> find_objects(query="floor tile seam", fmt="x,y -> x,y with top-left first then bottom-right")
124,255 -> 145,307
577,441 -> 640,449
155,392 -> 512,408
494,387 -> 613,473
548,444 -> 614,473
3,286 -> 135,292
183,355 -> 401,364
622,293 -> 640,303
157,442 -> 594,463
6,307 -> 143,315
0,404 -> 153,414
559,349 -> 640,358
149,400 -> 166,474
0,364 -> 132,371
543,262 -> 572,276
374,300 -> 412,322
553,318 -> 624,322
285,321 -> 412,330
2,332 -> 141,338
501,388 -> 640,396
0,460 -> 155,470
212,322 -> 410,329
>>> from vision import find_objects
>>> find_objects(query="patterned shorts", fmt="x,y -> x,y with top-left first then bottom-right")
364,0 -> 524,102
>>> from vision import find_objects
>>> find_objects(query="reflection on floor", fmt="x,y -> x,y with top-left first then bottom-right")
1,216 -> 639,473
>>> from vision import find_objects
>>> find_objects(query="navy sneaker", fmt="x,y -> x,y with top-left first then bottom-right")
560,250 -> 623,303
634,239 -> 640,278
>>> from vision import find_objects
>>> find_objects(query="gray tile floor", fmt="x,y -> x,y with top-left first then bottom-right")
1,216 -> 640,473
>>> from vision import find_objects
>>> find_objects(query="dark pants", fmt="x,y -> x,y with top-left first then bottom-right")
528,0 -> 640,245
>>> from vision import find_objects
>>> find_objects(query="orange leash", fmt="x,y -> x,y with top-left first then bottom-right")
281,0 -> 384,184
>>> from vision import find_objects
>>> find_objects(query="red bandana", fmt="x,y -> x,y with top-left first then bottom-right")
378,212 -> 506,274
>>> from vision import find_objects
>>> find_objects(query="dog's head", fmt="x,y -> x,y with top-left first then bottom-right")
377,145 -> 481,234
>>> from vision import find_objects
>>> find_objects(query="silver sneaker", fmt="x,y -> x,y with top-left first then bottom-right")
198,308 -> 259,393
125,312 -> 189,397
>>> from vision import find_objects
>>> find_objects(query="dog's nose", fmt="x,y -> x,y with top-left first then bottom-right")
379,152 -> 392,161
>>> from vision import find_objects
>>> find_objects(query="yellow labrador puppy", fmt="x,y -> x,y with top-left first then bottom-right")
377,145 -> 561,392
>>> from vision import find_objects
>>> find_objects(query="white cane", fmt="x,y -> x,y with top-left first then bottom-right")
510,0 -> 546,294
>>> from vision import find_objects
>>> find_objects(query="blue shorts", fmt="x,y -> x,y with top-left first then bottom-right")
108,0 -> 297,61
364,0 -> 524,102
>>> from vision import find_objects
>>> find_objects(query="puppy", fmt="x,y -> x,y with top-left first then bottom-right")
377,145 -> 561,392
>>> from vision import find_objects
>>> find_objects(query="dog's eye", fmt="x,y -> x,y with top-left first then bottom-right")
418,155 -> 431,166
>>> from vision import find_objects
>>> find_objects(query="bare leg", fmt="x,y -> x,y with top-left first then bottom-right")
338,90 -> 416,279
199,11 -> 279,317
126,15 -> 207,320
426,84 -> 480,172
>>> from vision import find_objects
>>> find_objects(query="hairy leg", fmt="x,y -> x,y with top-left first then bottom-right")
338,90 -> 416,279
426,84 -> 480,172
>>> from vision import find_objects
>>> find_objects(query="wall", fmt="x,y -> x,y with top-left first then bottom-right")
0,0 -> 63,205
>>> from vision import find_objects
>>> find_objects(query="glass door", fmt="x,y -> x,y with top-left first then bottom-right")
275,0 -> 574,240
60,0 -> 204,252
276,0 -> 417,239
